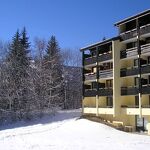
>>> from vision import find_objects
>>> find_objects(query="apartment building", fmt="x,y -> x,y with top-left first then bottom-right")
80,9 -> 150,131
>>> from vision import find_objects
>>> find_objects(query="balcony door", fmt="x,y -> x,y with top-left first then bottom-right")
135,96 -> 139,107
101,62 -> 113,70
134,77 -> 139,86
106,96 -> 113,108
106,80 -> 113,88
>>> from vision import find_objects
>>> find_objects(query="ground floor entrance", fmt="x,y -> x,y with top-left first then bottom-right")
135,115 -> 148,131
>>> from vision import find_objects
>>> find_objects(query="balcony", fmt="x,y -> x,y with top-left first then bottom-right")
120,67 -> 139,77
141,64 -> 150,75
120,28 -> 137,41
99,69 -> 113,79
121,86 -> 138,96
121,62 -> 150,77
84,56 -> 96,66
121,84 -> 150,95
120,43 -> 150,59
98,88 -> 113,96
140,24 -> 150,36
120,23 -> 150,42
84,73 -> 96,81
142,85 -> 150,94
98,52 -> 112,62
84,89 -> 97,97
141,43 -> 150,55
120,47 -> 138,59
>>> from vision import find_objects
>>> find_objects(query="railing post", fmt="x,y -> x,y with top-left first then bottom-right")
82,51 -> 85,115
96,47 -> 99,116
136,19 -> 142,118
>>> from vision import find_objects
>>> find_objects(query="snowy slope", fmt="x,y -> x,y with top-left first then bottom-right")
0,109 -> 150,150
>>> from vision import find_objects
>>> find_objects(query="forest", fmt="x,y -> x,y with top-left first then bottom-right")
0,28 -> 82,124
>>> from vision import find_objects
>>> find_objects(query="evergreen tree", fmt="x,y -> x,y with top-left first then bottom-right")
20,27 -> 30,68
8,28 -> 30,79
44,36 -> 64,108
7,29 -> 31,117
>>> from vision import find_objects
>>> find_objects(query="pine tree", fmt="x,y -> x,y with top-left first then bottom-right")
44,36 -> 64,108
7,29 -> 31,118
8,28 -> 30,79
20,27 -> 30,68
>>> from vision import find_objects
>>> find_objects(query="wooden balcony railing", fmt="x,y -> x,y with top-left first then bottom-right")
84,89 -> 97,97
120,67 -> 139,77
141,43 -> 150,54
121,86 -> 138,95
84,56 -> 96,66
98,52 -> 112,62
120,47 -> 137,59
120,28 -> 137,41
140,23 -> 150,35
84,73 -> 96,81
98,88 -> 113,96
120,24 -> 150,41
99,69 -> 113,79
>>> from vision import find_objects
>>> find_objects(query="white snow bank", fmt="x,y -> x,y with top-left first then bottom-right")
0,109 -> 150,150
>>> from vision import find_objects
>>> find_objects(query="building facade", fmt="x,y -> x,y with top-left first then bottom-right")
80,9 -> 150,131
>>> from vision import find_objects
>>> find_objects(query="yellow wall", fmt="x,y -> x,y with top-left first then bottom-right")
142,95 -> 149,106
120,77 -> 135,87
98,97 -> 106,107
83,97 -> 96,107
121,96 -> 135,106
100,114 -> 136,127
121,59 -> 133,68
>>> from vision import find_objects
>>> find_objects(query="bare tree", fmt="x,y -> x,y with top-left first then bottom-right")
33,37 -> 47,66
62,48 -> 82,67
61,48 -> 82,109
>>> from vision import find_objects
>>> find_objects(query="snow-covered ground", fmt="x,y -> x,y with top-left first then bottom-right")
0,109 -> 150,150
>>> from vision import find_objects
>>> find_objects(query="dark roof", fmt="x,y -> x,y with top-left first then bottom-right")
80,36 -> 119,51
114,9 -> 150,26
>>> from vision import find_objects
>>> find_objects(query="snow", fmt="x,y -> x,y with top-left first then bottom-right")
0,109 -> 150,150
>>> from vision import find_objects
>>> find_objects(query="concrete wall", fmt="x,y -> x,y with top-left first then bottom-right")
113,40 -> 121,116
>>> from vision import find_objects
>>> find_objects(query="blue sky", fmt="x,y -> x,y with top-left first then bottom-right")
0,0 -> 149,50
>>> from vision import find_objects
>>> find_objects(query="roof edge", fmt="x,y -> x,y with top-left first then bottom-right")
80,36 -> 119,51
114,9 -> 150,27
